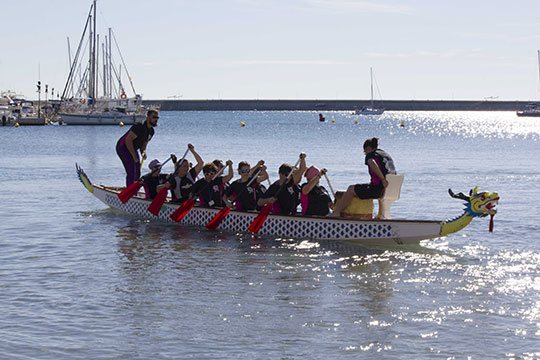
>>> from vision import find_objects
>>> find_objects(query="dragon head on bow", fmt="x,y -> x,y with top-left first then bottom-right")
448,187 -> 499,217
442,187 -> 499,235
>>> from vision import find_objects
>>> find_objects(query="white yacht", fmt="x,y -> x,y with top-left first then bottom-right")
58,0 -> 148,125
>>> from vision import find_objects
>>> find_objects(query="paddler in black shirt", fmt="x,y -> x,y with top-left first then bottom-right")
158,144 -> 204,204
140,159 -> 169,199
258,153 -> 307,215
224,160 -> 268,211
116,109 -> 158,186
190,160 -> 234,207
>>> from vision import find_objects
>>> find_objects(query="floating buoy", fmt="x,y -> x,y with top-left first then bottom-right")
331,119 -> 335,123
400,121 -> 405,127
14,122 -> 19,128
354,120 -> 358,124
119,122 -> 124,127
240,122 -> 245,127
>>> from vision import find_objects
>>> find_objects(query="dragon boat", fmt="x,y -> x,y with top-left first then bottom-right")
76,165 -> 499,246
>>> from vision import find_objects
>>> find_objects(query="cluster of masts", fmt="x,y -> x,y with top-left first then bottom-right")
61,0 -> 137,103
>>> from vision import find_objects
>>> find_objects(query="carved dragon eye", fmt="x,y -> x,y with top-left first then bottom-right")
480,195 -> 485,201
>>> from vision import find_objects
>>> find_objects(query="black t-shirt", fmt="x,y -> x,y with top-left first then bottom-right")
141,173 -> 168,199
191,176 -> 226,207
300,183 -> 331,216
117,121 -> 154,151
225,177 -> 265,211
167,168 -> 198,203
260,179 -> 300,215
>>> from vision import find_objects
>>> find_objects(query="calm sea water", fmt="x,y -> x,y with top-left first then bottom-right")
1,110 -> 539,359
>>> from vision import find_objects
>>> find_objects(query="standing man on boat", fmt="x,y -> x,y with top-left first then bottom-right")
116,109 -> 159,187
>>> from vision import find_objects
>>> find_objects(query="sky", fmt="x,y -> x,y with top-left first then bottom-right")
2,0 -> 540,101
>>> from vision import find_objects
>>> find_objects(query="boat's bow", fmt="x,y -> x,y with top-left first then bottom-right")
442,187 -> 499,235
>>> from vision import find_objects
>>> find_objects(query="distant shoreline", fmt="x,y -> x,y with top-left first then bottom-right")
142,99 -> 531,111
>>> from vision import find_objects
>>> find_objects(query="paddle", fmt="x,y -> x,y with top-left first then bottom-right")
140,151 -> 146,171
147,147 -> 190,216
323,173 -> 336,202
170,165 -> 227,222
205,167 -> 263,230
248,158 -> 301,234
118,156 -> 172,203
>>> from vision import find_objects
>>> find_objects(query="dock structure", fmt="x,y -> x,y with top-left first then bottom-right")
142,99 -> 531,112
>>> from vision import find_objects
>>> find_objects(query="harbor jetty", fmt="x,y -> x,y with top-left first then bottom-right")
143,99 -> 532,112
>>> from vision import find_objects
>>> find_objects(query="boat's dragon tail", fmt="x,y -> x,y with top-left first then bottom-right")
76,163 -> 94,193
441,187 -> 499,236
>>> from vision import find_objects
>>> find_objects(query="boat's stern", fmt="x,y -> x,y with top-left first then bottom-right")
76,163 -> 94,193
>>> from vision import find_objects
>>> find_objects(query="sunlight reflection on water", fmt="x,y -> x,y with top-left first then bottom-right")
1,110 -> 539,358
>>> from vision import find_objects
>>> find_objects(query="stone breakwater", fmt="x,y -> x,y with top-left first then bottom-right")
142,99 -> 531,111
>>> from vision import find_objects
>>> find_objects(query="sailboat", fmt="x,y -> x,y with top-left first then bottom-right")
517,50 -> 540,117
58,0 -> 147,125
353,67 -> 385,115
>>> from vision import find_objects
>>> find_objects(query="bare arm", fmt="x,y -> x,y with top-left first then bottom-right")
257,197 -> 276,207
302,168 -> 327,195
222,160 -> 234,184
156,181 -> 171,192
188,144 -> 204,175
292,153 -> 307,185
257,166 -> 269,184
249,160 -> 264,178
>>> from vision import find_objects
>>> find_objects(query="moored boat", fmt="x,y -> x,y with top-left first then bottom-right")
77,165 -> 499,246
59,110 -> 144,125
517,51 -> 540,117
58,0 -> 148,125
516,103 -> 540,117
354,107 -> 385,115
353,67 -> 385,116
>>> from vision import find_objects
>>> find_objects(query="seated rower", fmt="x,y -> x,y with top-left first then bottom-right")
224,160 -> 268,211
190,160 -> 234,207
300,166 -> 332,216
257,153 -> 306,215
329,137 -> 396,218
157,144 -> 204,204
140,158 -> 169,199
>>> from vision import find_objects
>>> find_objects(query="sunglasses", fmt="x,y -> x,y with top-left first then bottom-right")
152,116 -> 159,119
240,169 -> 250,174
204,172 -> 216,176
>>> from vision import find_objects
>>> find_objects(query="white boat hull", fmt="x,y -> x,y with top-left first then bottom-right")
516,110 -> 540,117
89,185 -> 443,246
354,108 -> 385,115
59,112 -> 144,125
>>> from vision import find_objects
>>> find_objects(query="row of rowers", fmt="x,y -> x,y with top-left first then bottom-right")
138,146 -> 333,216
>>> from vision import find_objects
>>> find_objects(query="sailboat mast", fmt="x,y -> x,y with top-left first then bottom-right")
108,28 -> 112,98
537,50 -> 540,95
370,67 -> 374,108
90,0 -> 97,102
102,41 -> 106,98
67,37 -> 73,97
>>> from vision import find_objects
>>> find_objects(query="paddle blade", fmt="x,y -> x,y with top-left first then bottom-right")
147,187 -> 169,215
206,207 -> 231,230
118,182 -> 142,203
170,199 -> 196,222
248,203 -> 272,234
